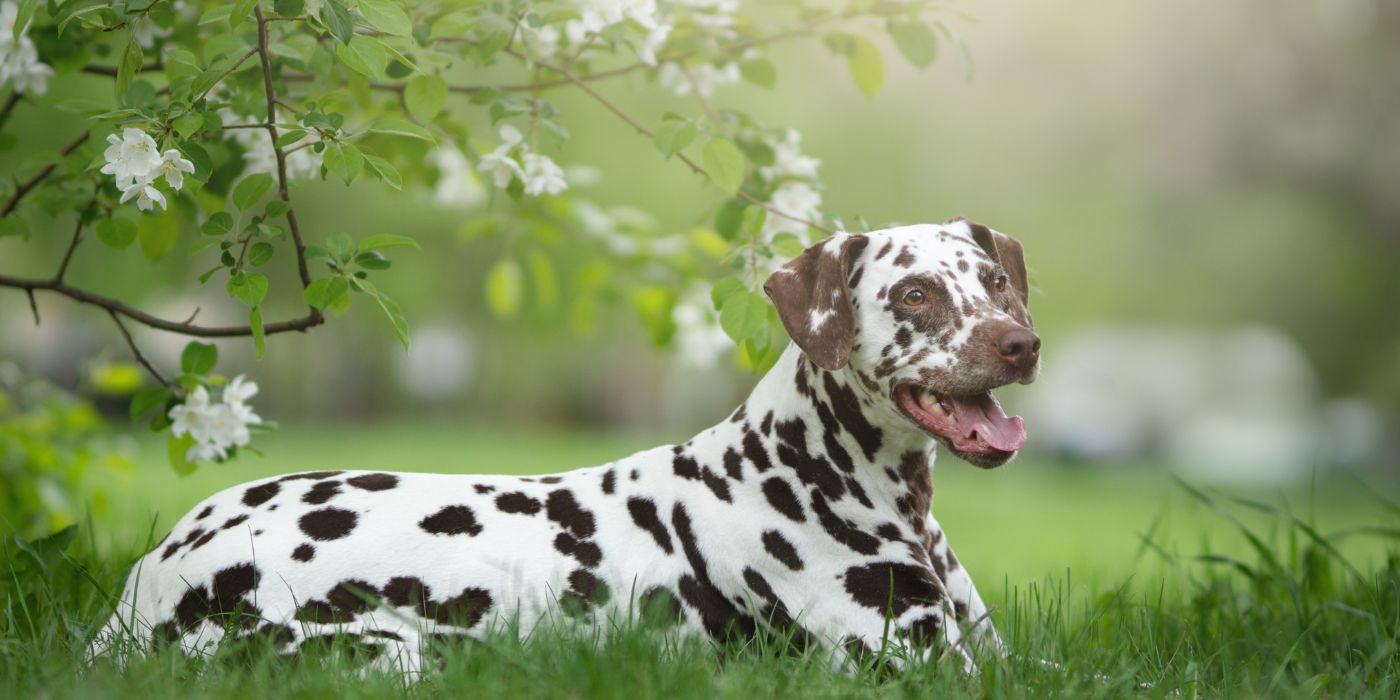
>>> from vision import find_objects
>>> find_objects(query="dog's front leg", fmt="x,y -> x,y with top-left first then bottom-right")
924,513 -> 1004,656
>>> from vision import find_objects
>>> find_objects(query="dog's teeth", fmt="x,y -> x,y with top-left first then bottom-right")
975,433 -> 987,447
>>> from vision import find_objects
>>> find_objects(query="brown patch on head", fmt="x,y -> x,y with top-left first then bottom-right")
958,217 -> 1031,314
763,234 -> 869,371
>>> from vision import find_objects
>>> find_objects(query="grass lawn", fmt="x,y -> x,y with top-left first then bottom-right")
4,422 -> 1398,698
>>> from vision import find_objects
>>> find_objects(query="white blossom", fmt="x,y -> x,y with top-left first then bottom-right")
169,386 -> 214,444
477,145 -> 525,188
158,149 -> 195,190
521,152 -> 568,196
761,181 -> 822,242
0,1 -> 53,96
429,146 -> 486,207
119,181 -> 167,211
572,0 -> 673,65
130,14 -> 172,49
168,377 -> 264,463
759,129 -> 821,181
101,128 -> 163,189
219,107 -> 322,180
476,125 -> 568,196
672,285 -> 733,368
657,60 -> 739,99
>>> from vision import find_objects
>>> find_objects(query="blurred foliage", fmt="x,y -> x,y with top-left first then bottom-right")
0,362 -> 132,538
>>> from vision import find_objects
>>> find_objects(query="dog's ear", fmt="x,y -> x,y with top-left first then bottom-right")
958,218 -> 1030,308
763,233 -> 869,371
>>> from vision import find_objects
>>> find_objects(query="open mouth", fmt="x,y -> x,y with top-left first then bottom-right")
894,383 -> 1027,464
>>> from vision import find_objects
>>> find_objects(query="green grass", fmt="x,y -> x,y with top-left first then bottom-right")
4,424 -> 1399,698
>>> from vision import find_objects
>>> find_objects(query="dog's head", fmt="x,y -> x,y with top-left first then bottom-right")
763,219 -> 1038,467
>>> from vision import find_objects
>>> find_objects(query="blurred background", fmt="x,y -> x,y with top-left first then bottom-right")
2,0 -> 1397,587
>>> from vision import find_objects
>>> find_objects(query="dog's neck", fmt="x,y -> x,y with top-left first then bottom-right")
718,343 -> 938,526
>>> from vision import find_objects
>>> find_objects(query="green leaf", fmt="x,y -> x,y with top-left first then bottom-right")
115,35 -> 143,100
13,0 -> 36,42
304,277 -> 350,310
742,206 -> 768,237
654,118 -> 697,159
273,0 -> 306,16
702,139 -> 745,195
356,279 -> 410,349
201,211 -> 234,236
847,35 -> 885,98
370,118 -> 436,143
739,59 -> 777,88
336,35 -> 389,79
322,142 -> 363,185
430,11 -> 474,39
321,0 -> 355,44
250,306 -> 265,359
264,200 -> 291,219
485,258 -> 523,318
633,287 -> 677,346
198,6 -> 233,26
96,218 -> 137,249
404,75 -> 447,123
129,386 -> 172,421
715,199 -> 745,239
710,277 -> 745,311
172,113 -> 204,139
226,271 -> 269,308
181,341 -> 219,375
275,129 -> 306,149
770,232 -> 806,258
248,242 -> 275,267
355,250 -> 390,270
138,209 -> 180,261
719,291 -> 769,346
362,153 -> 402,190
233,173 -> 274,211
358,233 -> 419,252
229,0 -> 258,28
168,434 -> 198,474
358,0 -> 412,37
888,20 -> 939,69
527,250 -> 557,310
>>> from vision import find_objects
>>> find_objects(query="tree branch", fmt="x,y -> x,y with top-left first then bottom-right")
2,130 -> 90,217
194,47 -> 259,103
0,274 -> 324,337
108,310 -> 170,388
255,7 -> 318,300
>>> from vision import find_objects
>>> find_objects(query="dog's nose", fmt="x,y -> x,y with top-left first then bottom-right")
995,328 -> 1041,369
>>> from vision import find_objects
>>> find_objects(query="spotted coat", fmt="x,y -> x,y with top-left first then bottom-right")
90,220 -> 1037,676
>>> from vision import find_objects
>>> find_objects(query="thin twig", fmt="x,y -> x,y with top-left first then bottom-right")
0,92 -> 22,131
2,130 -> 90,216
53,213 -> 86,284
194,47 -> 259,103
523,51 -> 833,235
25,289 -> 38,325
80,61 -> 163,77
108,310 -> 170,388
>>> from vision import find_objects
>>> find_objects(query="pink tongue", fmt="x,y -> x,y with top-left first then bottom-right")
950,393 -> 1027,452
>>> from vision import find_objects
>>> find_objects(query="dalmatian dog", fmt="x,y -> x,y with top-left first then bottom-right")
90,218 -> 1039,675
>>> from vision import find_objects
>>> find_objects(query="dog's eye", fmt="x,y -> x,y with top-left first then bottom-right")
993,275 -> 1008,292
903,289 -> 925,306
